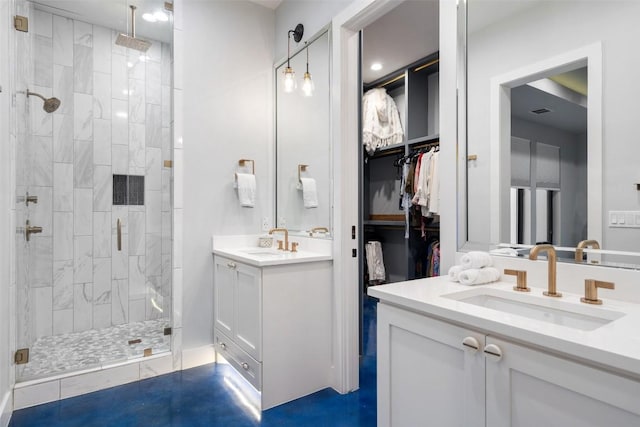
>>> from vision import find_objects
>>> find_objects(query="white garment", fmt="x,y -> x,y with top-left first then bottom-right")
362,88 -> 404,155
300,177 -> 318,208
412,148 -> 434,217
428,151 -> 440,215
458,267 -> 501,286
460,251 -> 493,270
365,241 -> 386,283
236,173 -> 256,208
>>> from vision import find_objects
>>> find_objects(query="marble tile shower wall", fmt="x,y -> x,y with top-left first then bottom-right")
23,9 -> 172,347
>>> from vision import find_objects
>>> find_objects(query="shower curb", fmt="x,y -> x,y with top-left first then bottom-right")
13,352 -> 172,410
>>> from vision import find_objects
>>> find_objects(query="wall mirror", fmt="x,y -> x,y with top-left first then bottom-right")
461,0 -> 640,268
275,29 -> 331,237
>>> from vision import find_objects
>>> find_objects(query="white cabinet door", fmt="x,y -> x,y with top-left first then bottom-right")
213,256 -> 236,338
377,303 -> 485,427
486,336 -> 640,427
234,262 -> 261,361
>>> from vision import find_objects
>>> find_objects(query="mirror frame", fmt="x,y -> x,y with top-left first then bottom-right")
458,1 -> 612,264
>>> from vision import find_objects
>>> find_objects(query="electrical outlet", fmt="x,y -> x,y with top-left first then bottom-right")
262,217 -> 270,231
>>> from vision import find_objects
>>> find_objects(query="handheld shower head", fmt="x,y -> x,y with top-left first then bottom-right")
27,90 -> 61,113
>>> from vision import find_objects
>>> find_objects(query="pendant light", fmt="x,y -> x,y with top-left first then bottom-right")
302,42 -> 314,97
283,24 -> 304,93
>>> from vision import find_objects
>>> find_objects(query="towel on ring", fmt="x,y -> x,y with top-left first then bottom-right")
236,173 -> 256,208
448,265 -> 464,282
300,177 -> 318,208
460,251 -> 493,270
458,267 -> 501,286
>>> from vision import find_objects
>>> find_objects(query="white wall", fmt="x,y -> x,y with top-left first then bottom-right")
466,1 -> 640,251
275,0 -> 353,60
181,0 -> 275,349
1,0 -> 14,423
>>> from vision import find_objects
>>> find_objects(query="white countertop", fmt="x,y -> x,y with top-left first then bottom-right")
368,276 -> 640,378
212,234 -> 332,267
212,246 -> 332,267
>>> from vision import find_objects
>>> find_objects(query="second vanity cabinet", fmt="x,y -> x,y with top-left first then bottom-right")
377,303 -> 640,427
213,255 -> 332,410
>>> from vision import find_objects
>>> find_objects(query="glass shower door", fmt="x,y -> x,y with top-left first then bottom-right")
14,0 -> 173,382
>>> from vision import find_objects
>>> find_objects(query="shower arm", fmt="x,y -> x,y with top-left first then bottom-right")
26,90 -> 46,102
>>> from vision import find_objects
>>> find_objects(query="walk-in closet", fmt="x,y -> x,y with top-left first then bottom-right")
359,1 -> 440,289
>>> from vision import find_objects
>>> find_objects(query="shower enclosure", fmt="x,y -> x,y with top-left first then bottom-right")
13,0 -> 173,381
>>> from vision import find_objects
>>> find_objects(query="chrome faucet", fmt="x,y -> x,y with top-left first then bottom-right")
575,239 -> 600,263
269,228 -> 289,251
529,244 -> 561,297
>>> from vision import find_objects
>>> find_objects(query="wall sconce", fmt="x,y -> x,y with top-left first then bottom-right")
302,42 -> 314,97
283,23 -> 304,93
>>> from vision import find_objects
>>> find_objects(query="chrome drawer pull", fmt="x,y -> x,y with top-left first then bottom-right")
227,262 -> 237,269
220,343 -> 227,350
241,362 -> 249,370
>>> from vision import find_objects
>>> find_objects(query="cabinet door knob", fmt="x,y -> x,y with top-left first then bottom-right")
220,343 -> 227,350
241,362 -> 249,370
483,344 -> 503,361
462,336 -> 480,352
227,262 -> 237,269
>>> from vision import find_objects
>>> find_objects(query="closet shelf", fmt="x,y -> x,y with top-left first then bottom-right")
364,220 -> 404,227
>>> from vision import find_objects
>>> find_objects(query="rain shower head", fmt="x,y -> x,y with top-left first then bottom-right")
27,90 -> 60,113
116,5 -> 151,52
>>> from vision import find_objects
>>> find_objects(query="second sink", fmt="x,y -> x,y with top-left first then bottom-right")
444,287 -> 625,331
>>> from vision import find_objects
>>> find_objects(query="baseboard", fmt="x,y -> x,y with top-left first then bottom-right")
0,390 -> 12,427
181,345 -> 216,370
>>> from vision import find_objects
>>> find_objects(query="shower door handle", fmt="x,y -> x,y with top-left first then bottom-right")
25,220 -> 42,241
117,218 -> 122,251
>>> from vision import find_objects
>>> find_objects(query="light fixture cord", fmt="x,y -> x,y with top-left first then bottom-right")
287,30 -> 293,68
306,42 -> 309,73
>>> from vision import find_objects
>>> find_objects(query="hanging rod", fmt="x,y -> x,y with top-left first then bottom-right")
413,58 -> 440,72
376,73 -> 405,89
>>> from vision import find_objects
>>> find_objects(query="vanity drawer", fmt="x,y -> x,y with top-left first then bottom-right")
214,329 -> 262,391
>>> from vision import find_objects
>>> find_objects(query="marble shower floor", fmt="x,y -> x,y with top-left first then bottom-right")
19,318 -> 171,381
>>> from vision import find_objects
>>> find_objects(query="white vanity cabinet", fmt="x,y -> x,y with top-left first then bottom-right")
377,303 -> 486,427
486,336 -> 640,427
213,256 -> 261,361
377,303 -> 640,427
213,254 -> 333,410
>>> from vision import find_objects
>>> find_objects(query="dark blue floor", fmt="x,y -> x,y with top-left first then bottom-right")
9,296 -> 378,427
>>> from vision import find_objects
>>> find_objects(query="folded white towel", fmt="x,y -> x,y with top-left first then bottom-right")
460,251 -> 493,269
236,173 -> 256,208
448,265 -> 464,282
489,248 -> 519,257
458,267 -> 501,286
300,177 -> 318,208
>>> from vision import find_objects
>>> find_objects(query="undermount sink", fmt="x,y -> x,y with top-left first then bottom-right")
444,288 -> 625,331
238,248 -> 289,258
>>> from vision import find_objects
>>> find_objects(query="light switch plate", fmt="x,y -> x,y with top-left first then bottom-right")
608,211 -> 640,228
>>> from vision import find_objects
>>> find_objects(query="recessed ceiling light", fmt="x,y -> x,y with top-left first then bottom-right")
371,63 -> 383,71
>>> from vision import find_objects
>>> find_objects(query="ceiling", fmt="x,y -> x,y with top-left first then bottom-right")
362,0 -> 439,84
512,83 -> 586,134
32,0 -> 173,43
